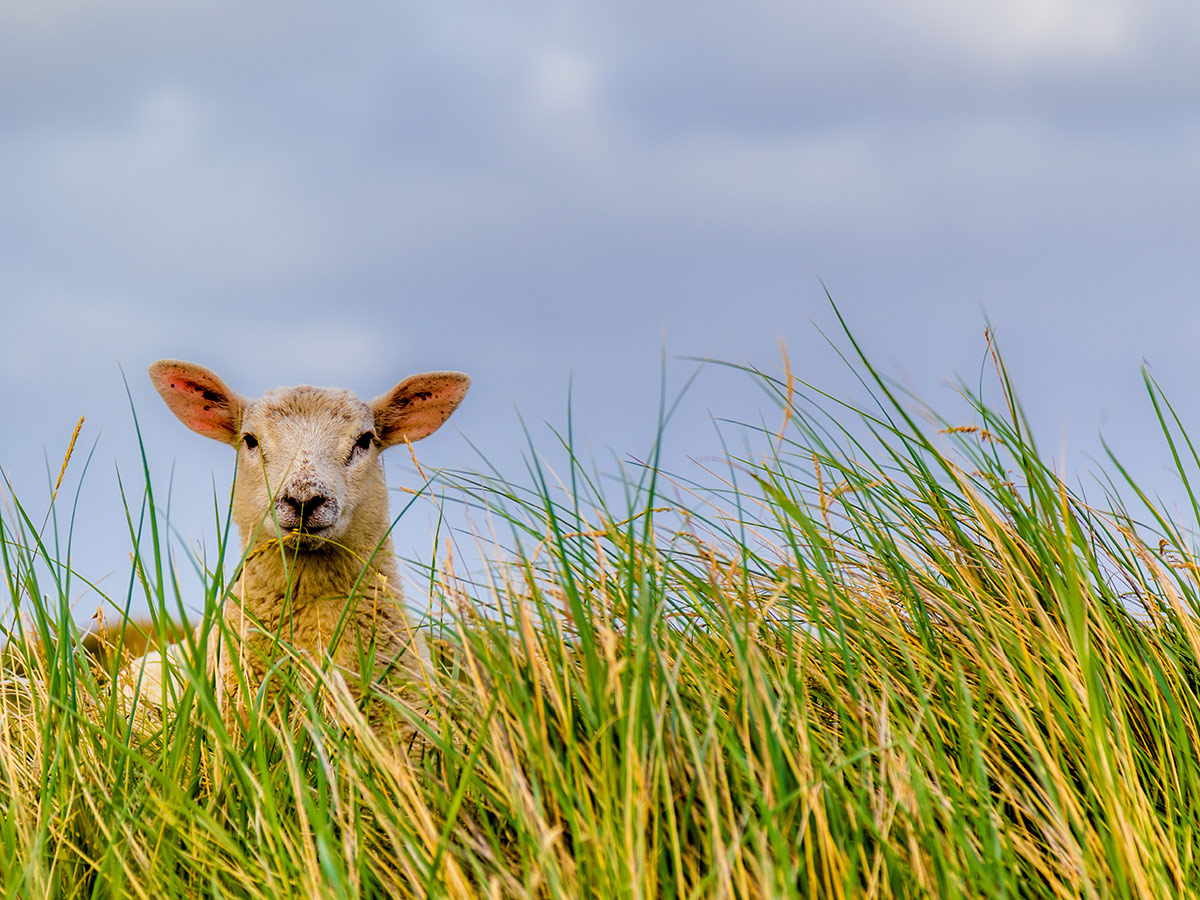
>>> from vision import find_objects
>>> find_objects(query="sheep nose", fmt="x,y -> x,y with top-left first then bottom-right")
275,492 -> 338,531
288,495 -> 327,524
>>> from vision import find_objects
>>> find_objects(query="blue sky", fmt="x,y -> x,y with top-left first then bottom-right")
3,0 -> 1200,619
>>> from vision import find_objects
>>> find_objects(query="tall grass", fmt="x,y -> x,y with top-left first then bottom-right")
3,330 -> 1200,898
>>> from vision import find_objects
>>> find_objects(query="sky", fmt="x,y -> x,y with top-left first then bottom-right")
3,0 -> 1200,621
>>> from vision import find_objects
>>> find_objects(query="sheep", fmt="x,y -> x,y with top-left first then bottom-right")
119,360 -> 470,731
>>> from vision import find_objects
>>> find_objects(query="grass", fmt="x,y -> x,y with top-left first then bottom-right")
3,324 -> 1200,898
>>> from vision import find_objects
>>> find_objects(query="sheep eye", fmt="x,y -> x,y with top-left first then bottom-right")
349,431 -> 374,462
242,434 -> 259,451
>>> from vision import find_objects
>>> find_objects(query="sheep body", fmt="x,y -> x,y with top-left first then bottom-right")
120,362 -> 469,725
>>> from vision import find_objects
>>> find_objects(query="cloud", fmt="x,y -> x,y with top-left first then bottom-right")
2,85 -> 339,296
3,0 -> 1195,326
880,0 -> 1134,66
595,0 -> 1200,141
528,48 -> 599,117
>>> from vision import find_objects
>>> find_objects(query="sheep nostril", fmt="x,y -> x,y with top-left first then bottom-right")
297,496 -> 328,525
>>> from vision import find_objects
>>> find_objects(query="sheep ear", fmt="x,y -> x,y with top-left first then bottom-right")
371,372 -> 470,447
148,360 -> 244,445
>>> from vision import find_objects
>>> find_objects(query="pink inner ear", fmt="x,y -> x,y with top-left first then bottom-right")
176,383 -> 234,432
182,406 -> 230,437
373,372 -> 470,445
151,362 -> 242,443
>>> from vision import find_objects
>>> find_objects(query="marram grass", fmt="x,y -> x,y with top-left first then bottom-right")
4,338 -> 1200,898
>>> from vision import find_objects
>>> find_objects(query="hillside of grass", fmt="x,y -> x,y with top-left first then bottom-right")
3,329 -> 1200,899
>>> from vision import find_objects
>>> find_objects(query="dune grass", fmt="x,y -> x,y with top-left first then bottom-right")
3,329 -> 1200,898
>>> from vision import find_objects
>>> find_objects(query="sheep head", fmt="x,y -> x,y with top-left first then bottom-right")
148,360 -> 470,554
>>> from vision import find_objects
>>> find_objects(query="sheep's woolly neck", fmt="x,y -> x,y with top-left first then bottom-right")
215,538 -> 428,703
237,537 -> 402,621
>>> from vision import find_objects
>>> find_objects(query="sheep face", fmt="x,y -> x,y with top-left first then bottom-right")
233,386 -> 383,551
148,361 -> 470,554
